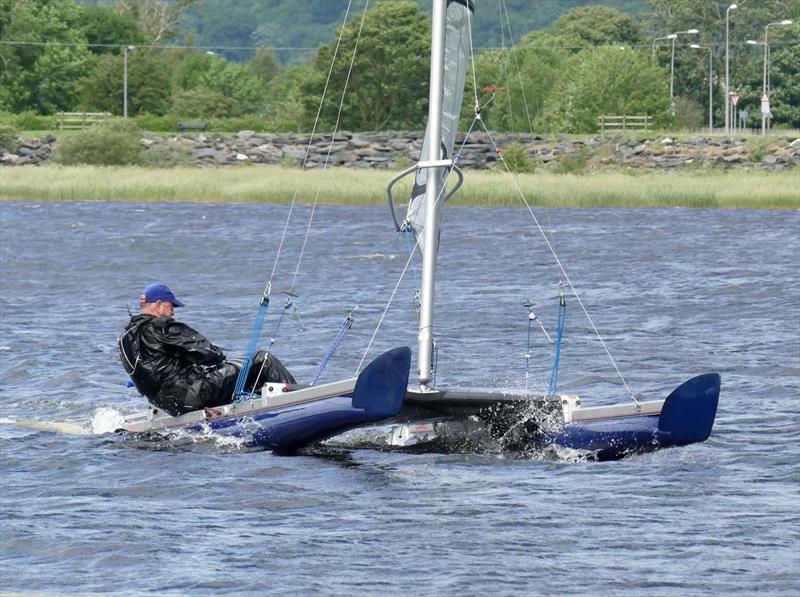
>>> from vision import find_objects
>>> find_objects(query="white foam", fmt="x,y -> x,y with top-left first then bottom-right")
91,407 -> 127,434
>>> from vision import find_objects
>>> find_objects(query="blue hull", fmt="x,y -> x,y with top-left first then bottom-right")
190,347 -> 411,452
547,373 -> 721,460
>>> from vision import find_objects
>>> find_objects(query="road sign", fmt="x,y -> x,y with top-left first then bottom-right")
761,93 -> 770,115
731,94 -> 740,107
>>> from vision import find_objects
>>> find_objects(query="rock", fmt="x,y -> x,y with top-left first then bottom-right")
235,153 -> 249,161
237,130 -> 255,141
761,154 -> 778,165
660,137 -> 674,145
722,154 -> 744,163
630,144 -> 646,155
789,138 -> 800,147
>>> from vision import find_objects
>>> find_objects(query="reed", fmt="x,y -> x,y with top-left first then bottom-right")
1,164 -> 797,209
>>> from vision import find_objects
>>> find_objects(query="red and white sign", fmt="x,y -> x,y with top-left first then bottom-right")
730,94 -> 739,107
761,93 -> 770,115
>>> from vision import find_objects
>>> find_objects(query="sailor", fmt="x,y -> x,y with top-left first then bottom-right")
118,283 -> 296,415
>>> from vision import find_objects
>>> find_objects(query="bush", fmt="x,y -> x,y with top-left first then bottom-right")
0,124 -> 20,152
499,142 -> 534,173
553,148 -> 593,174
748,138 -> 771,162
52,119 -> 142,166
134,113 -> 183,133
672,97 -> 704,131
0,110 -> 56,131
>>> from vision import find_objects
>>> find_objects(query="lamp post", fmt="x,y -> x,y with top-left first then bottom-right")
123,45 -> 135,118
763,20 -> 793,134
670,29 -> 699,101
725,4 -> 737,134
691,44 -> 714,133
652,34 -> 677,57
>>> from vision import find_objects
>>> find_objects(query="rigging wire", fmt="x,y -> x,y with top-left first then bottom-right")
287,0 -> 370,299
481,118 -> 637,403
230,0 -> 357,396
265,0 -> 356,293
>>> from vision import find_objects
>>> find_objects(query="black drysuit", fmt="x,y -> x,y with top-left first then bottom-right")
119,314 -> 295,415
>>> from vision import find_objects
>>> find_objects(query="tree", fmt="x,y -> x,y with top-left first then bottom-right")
82,50 -> 172,116
174,53 -> 267,116
537,47 -> 671,133
0,0 -> 94,113
647,0 -> 800,127
540,5 -> 644,49
467,45 -> 566,133
247,49 -> 281,85
301,1 -> 430,131
171,87 -> 235,118
78,5 -> 149,55
114,0 -> 200,44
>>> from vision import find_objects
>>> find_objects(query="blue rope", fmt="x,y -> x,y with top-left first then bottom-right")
310,314 -> 353,385
548,294 -> 566,396
233,295 -> 270,400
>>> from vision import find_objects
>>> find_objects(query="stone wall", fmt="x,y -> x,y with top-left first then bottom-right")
2,130 -> 799,171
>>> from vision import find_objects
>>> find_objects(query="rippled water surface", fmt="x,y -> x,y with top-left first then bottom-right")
1,201 -> 798,596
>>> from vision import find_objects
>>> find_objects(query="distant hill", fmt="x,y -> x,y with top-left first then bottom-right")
177,0 -> 648,63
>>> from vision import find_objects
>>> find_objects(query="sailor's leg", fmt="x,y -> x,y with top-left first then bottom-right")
247,350 -> 296,390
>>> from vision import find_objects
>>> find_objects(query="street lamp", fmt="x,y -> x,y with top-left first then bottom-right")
652,34 -> 677,57
123,44 -> 135,118
690,44 -> 714,133
750,20 -> 793,136
670,29 -> 699,100
725,4 -> 737,134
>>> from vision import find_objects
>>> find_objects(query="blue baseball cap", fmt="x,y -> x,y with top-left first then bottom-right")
141,283 -> 184,307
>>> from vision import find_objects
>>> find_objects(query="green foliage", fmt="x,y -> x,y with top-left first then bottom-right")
174,54 -> 267,116
247,49 -> 281,85
0,0 -> 95,114
748,138 -> 771,162
672,96 -> 704,131
82,50 -> 173,116
0,110 -> 56,131
0,124 -> 20,152
647,0 -> 800,128
78,5 -> 149,54
537,47 -> 671,133
553,149 -> 594,175
133,113 -> 183,132
302,1 -> 430,131
467,46 -> 566,133
499,142 -> 534,173
52,118 -> 143,166
139,143 -> 194,168
535,5 -> 644,49
171,88 -> 236,118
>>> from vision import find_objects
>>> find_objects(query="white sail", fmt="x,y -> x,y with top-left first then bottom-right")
405,0 -> 473,254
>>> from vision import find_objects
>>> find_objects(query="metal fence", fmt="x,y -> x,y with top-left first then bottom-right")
58,112 -> 112,130
597,115 -> 652,134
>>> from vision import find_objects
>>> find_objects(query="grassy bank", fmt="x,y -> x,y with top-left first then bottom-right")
1,165 -> 797,208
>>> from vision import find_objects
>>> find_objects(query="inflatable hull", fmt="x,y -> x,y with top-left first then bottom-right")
122,347 -> 411,453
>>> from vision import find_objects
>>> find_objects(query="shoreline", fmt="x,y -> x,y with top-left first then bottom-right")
1,164 -> 797,209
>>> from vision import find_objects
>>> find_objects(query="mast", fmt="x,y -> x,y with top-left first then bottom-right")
417,0 -> 447,387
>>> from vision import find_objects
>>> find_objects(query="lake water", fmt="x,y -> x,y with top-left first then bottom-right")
1,201 -> 798,596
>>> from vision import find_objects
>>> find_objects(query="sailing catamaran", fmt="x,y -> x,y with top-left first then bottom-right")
121,0 -> 719,459
374,0 -> 719,459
